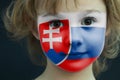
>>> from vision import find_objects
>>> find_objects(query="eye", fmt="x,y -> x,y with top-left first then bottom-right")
49,20 -> 63,28
81,17 -> 97,25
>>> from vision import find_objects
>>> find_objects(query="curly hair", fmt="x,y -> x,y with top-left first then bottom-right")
3,0 -> 120,77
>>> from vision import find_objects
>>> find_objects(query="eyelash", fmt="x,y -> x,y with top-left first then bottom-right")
48,16 -> 97,28
49,20 -> 63,28
81,16 -> 97,25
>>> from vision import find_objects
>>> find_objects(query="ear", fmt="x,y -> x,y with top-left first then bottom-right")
31,28 -> 40,40
105,26 -> 111,36
105,30 -> 110,36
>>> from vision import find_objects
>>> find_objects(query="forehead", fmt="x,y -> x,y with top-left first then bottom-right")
37,0 -> 106,15
57,0 -> 106,12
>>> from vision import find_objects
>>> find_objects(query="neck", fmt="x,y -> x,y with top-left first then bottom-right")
36,59 -> 96,80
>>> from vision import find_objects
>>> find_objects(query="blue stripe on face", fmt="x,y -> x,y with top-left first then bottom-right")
67,27 -> 105,60
46,49 -> 66,64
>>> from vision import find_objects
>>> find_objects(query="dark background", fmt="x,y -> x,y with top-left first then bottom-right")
0,0 -> 120,80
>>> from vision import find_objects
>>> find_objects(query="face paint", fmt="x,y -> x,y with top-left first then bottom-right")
37,11 -> 106,72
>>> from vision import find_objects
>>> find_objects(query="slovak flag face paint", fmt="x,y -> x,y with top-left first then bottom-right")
38,12 -> 106,72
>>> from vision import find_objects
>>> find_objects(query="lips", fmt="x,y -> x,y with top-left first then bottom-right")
67,52 -> 87,60
70,52 -> 86,55
61,52 -> 86,56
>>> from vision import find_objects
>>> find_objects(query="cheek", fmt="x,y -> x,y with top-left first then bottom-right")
84,28 -> 105,45
83,28 -> 106,55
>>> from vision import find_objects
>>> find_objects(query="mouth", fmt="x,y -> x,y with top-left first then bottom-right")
66,52 -> 87,59
68,53 -> 83,57
70,52 -> 86,54
61,52 -> 86,55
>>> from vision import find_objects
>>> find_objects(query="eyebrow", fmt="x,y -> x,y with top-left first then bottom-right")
85,10 -> 102,14
42,10 -> 102,17
42,13 -> 54,17
42,13 -> 64,19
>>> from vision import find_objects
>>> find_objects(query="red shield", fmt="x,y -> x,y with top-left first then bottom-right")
39,19 -> 70,54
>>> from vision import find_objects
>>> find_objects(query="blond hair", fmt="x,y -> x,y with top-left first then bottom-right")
3,0 -> 120,77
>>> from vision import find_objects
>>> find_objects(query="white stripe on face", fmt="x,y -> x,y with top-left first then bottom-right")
38,11 -> 106,29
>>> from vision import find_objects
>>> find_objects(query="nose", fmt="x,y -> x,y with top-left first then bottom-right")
71,27 -> 84,51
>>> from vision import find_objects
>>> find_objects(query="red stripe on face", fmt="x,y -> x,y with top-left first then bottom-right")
58,58 -> 97,72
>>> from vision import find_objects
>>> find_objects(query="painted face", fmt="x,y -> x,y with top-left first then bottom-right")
38,11 -> 106,72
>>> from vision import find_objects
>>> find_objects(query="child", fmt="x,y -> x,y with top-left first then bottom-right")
3,0 -> 120,80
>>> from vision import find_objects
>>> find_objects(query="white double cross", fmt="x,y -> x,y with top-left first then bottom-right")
42,27 -> 62,49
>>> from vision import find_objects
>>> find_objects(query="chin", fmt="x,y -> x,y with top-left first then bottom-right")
58,58 -> 97,72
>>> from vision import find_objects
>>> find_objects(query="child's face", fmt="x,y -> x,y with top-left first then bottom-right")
37,0 -> 106,72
